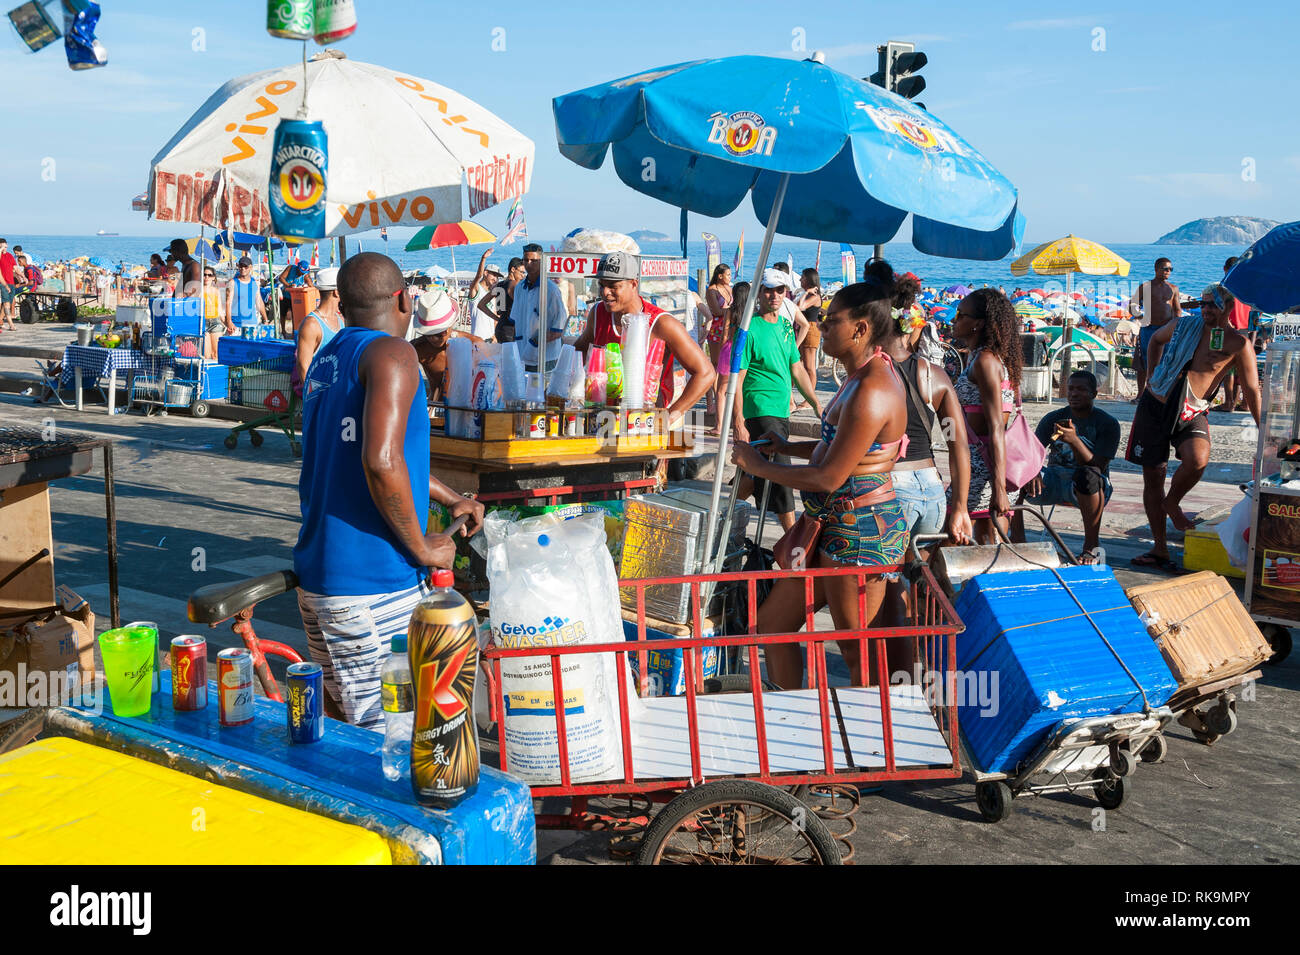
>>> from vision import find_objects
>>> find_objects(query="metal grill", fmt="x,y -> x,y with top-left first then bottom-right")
0,428 -> 103,466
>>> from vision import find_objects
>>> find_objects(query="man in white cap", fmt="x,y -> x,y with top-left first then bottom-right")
573,250 -> 715,426
294,266 -> 342,396
731,268 -> 823,532
409,286 -> 482,401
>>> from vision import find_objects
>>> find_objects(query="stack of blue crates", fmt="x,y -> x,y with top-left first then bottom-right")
953,564 -> 1177,775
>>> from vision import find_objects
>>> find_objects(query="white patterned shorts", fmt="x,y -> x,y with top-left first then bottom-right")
296,581 -> 426,730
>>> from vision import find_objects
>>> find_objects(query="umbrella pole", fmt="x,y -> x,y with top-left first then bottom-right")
267,238 -> 279,332
701,172 -> 790,577
1059,271 -> 1074,398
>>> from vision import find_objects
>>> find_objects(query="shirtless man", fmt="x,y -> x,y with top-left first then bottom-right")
1129,257 -> 1180,399
1125,284 -> 1260,573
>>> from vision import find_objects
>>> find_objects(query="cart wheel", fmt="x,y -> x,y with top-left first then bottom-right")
975,780 -> 1013,823
1260,624 -> 1292,665
249,429 -> 264,448
1139,734 -> 1168,764
1206,703 -> 1237,738
223,434 -> 238,450
56,298 -> 78,324
635,780 -> 842,865
700,674 -> 810,821
290,440 -> 302,458
190,400 -> 210,418
1191,727 -> 1221,746
1109,746 -> 1136,778
1094,769 -> 1128,810
18,297 -> 37,324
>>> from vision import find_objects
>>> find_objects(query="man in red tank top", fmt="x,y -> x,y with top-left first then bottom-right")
573,251 -> 715,426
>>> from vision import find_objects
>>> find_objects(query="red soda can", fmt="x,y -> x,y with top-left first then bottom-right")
218,648 -> 254,726
170,635 -> 207,711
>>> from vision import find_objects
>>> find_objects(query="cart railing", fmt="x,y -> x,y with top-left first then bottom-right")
481,563 -> 963,797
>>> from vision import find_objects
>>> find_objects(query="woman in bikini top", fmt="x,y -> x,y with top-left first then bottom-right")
732,275 -> 910,689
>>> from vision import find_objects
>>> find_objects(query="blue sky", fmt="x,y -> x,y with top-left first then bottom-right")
1,0 -> 1296,244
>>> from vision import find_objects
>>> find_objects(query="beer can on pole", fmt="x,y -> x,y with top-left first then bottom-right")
313,0 -> 357,45
170,636 -> 208,711
217,648 -> 254,727
270,119 -> 329,239
267,0 -> 314,39
286,662 -> 325,743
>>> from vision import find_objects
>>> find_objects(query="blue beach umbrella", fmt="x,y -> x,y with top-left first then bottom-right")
554,51 -> 1023,566
213,229 -> 286,252
87,256 -> 115,269
1224,221 -> 1300,313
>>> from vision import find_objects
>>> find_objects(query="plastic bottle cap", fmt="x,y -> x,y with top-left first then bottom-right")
391,634 -> 407,652
538,533 -> 550,546
432,569 -> 454,588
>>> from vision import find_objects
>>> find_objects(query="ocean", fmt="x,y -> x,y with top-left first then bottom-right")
6,233 -> 1243,300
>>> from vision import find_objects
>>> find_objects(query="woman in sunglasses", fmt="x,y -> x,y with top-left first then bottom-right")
731,269 -> 911,689
202,268 -> 232,358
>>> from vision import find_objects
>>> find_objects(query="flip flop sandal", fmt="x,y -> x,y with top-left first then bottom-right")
1130,551 -> 1185,573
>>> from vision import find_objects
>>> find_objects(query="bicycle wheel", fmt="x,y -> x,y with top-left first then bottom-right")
636,780 -> 842,865
940,343 -> 964,380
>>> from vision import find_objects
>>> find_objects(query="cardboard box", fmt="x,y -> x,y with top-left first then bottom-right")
0,604 -> 96,705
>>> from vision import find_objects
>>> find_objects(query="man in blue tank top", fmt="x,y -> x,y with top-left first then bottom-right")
226,256 -> 266,328
293,252 -> 483,728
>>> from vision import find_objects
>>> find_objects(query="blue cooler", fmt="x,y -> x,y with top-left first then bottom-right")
954,564 -> 1177,775
149,296 -> 204,338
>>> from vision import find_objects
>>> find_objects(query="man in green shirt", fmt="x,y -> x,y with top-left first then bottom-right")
732,268 -> 822,531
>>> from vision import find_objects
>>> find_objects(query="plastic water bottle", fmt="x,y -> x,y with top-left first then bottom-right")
381,633 -> 414,782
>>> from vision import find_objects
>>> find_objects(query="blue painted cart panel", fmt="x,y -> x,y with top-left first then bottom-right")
49,678 -> 535,865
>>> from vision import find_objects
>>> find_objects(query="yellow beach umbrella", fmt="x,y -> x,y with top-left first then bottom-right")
1011,235 -> 1129,394
1010,234 -> 1130,278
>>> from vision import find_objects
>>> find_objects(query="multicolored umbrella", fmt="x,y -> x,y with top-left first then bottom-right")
404,220 -> 496,251
1014,301 -> 1051,320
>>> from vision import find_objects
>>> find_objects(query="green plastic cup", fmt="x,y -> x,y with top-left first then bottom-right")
98,626 -> 157,717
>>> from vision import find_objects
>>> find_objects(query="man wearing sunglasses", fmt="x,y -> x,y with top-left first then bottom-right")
1125,283 -> 1260,574
1128,257 -> 1180,399
293,252 -> 483,728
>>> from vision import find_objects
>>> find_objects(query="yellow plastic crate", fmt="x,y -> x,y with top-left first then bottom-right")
0,738 -> 390,864
1183,528 -> 1244,579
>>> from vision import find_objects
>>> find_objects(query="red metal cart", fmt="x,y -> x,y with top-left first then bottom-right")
480,562 -> 963,864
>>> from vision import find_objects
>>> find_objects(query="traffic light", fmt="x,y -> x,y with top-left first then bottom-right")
867,41 -> 928,110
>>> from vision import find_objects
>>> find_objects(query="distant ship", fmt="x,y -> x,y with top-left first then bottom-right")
95,229 -> 118,236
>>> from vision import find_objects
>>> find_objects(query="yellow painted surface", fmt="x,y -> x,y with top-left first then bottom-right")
1183,528 -> 1245,580
0,738 -> 390,864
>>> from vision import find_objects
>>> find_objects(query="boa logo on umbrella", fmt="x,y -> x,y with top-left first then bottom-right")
855,103 -> 968,156
707,111 -> 777,158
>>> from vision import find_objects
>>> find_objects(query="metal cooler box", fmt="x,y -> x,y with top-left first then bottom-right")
619,488 -> 752,623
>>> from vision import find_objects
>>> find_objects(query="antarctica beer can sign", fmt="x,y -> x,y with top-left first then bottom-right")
270,119 -> 328,238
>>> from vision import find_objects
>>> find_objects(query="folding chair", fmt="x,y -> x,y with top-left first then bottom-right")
31,359 -> 106,408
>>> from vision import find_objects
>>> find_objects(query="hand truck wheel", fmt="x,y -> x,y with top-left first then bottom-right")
1259,623 -> 1291,665
0,709 -> 45,756
18,297 -> 37,324
1093,768 -> 1128,810
249,429 -> 264,447
635,780 -> 842,865
1205,701 -> 1237,737
975,780 -> 1013,823
223,434 -> 238,450
1138,733 -> 1168,764
1108,745 -> 1136,778
190,399 -> 210,418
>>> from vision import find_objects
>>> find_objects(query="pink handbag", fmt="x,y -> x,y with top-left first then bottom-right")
969,407 -> 1048,493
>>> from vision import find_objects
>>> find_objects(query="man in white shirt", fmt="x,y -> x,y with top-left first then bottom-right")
508,243 -> 567,368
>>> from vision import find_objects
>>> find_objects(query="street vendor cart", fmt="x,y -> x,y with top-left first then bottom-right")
16,288 -> 98,325
1243,337 -> 1300,663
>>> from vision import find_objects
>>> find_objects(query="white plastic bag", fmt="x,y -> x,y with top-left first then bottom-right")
1215,490 -> 1253,569
485,512 -> 635,784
